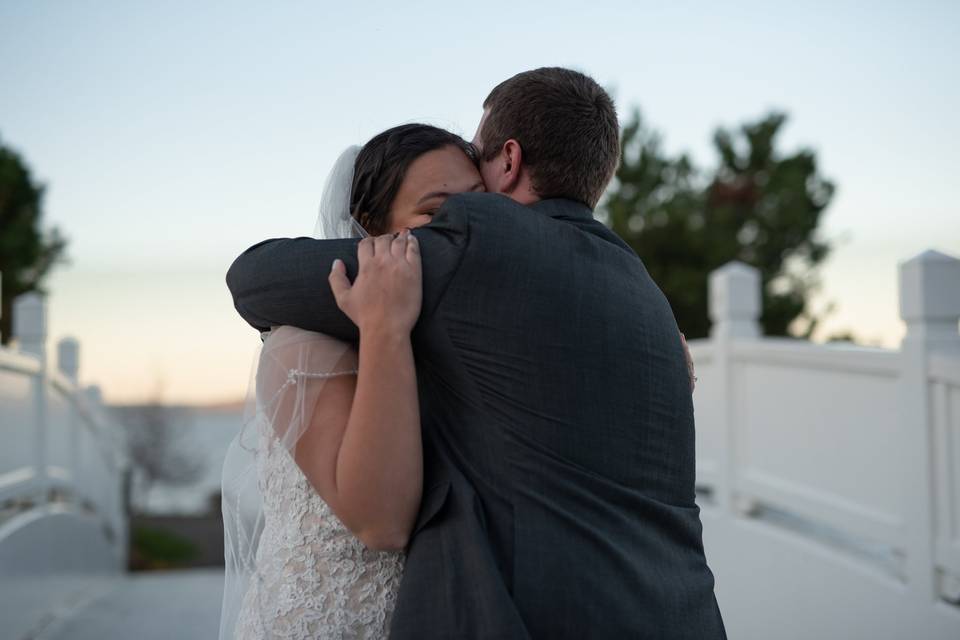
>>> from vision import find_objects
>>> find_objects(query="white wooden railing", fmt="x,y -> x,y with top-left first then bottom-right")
692,250 -> 960,639
0,288 -> 127,575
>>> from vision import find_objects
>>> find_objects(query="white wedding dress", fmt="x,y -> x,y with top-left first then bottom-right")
221,147 -> 405,640
233,345 -> 404,639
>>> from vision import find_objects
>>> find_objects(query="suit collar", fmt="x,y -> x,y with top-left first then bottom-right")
529,198 -> 595,221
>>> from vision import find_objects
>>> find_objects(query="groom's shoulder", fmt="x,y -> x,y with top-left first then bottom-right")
442,192 -> 526,219
439,192 -> 540,238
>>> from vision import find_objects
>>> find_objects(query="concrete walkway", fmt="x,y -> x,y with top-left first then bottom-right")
31,569 -> 224,640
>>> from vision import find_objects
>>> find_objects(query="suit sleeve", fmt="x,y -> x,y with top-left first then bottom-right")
225,205 -> 470,342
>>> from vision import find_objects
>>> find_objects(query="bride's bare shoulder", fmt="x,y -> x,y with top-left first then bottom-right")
266,325 -> 354,351
260,326 -> 358,377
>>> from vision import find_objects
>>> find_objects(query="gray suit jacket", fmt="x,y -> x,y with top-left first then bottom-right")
227,194 -> 726,639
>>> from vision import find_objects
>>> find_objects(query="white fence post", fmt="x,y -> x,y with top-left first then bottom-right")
85,384 -> 103,407
708,262 -> 762,514
13,293 -> 49,498
57,337 -> 79,384
898,249 -> 960,605
13,292 -> 47,360
709,262 -> 761,340
58,337 -> 81,492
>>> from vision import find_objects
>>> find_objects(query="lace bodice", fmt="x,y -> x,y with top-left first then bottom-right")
234,425 -> 404,639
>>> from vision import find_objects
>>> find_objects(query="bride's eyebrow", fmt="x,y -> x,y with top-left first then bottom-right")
416,181 -> 484,205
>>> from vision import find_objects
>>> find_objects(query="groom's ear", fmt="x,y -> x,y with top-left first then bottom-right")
499,139 -> 523,193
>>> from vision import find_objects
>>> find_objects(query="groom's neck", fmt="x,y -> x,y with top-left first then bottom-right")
499,182 -> 540,206
508,193 -> 540,206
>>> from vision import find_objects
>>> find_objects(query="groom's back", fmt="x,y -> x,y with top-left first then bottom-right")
403,193 -> 725,639
440,194 -> 696,501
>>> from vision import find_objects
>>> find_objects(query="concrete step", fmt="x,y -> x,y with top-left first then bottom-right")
28,569 -> 224,640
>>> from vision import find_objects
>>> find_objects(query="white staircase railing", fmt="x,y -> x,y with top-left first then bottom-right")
0,285 -> 128,573
691,249 -> 960,639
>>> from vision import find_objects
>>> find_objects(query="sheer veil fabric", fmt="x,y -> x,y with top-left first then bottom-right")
313,146 -> 369,241
219,146 -> 384,639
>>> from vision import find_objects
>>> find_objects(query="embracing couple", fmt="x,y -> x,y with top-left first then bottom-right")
220,67 -> 726,639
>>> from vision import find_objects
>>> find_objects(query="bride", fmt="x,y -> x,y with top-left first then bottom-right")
219,124 -> 484,640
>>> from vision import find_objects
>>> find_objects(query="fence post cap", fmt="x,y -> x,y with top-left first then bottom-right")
709,261 -> 762,334
899,249 -> 960,322
12,292 -> 48,357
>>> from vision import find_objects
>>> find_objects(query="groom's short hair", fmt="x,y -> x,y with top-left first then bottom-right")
481,67 -> 619,209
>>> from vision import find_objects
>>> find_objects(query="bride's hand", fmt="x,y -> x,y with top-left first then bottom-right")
680,333 -> 696,392
329,231 -> 422,335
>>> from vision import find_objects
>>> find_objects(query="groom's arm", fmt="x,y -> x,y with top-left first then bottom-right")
226,237 -> 360,340
226,205 -> 470,342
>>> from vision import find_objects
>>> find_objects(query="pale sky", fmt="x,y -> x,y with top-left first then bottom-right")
1,1 -> 958,404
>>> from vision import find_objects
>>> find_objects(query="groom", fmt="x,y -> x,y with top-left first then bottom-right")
227,67 -> 726,639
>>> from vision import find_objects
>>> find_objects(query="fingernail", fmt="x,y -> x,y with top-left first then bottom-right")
331,259 -> 341,272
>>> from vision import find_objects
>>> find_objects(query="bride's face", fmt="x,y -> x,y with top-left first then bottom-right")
386,145 -> 485,233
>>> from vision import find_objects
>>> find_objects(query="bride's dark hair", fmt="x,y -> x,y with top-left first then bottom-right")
351,124 -> 477,235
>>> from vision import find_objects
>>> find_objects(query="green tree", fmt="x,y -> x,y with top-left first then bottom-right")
0,137 -> 68,344
604,110 -> 834,339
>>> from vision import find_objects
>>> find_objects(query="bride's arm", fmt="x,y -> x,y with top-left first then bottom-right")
289,232 -> 423,551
